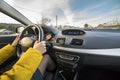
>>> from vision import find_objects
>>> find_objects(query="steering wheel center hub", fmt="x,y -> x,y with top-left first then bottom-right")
20,37 -> 34,48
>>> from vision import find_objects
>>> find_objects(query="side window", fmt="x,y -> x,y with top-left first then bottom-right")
0,12 -> 22,35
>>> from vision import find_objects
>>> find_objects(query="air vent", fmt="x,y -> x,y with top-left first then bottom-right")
70,39 -> 83,46
56,38 -> 65,45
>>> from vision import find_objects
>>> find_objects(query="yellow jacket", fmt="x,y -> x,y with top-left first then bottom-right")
0,44 -> 43,80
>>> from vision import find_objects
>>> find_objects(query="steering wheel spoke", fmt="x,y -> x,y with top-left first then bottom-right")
31,35 -> 38,41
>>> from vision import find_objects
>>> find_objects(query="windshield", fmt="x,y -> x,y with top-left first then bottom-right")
2,0 -> 120,30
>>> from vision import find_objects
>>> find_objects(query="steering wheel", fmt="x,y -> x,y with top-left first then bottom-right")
17,24 -> 44,57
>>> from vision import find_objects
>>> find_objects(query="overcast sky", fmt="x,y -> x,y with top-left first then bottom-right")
1,0 -> 120,27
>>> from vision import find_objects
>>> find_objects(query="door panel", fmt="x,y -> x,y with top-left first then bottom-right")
0,35 -> 16,48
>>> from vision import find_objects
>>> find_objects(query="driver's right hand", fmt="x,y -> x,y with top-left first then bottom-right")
33,41 -> 46,54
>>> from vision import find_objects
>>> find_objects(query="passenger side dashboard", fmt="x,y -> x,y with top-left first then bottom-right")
53,29 -> 120,67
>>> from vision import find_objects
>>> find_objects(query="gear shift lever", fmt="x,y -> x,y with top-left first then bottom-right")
59,70 -> 66,80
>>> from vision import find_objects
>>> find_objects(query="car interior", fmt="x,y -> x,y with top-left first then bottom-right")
0,0 -> 120,80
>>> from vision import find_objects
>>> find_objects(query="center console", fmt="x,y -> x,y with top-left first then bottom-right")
54,52 -> 80,80
53,29 -> 84,80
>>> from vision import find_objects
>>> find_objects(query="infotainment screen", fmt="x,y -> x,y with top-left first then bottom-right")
67,31 -> 80,35
62,29 -> 85,35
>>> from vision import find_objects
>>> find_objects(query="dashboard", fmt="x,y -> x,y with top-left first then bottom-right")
55,29 -> 120,49
53,29 -> 120,68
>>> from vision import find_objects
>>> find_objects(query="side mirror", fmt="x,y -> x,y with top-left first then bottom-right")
16,27 -> 25,33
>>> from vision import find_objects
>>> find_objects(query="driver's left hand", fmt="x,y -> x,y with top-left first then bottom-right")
11,35 -> 20,48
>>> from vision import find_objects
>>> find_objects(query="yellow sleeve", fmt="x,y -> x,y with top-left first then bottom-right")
0,44 -> 15,64
0,48 -> 43,80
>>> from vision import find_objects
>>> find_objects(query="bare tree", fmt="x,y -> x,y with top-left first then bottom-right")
84,23 -> 88,28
